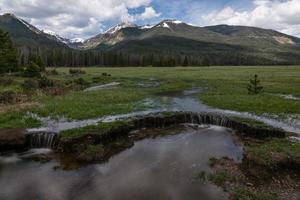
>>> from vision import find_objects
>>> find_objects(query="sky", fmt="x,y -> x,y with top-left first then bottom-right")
0,0 -> 300,39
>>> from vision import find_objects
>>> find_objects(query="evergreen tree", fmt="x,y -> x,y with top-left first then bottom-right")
24,61 -> 41,77
182,56 -> 189,66
247,74 -> 263,94
35,56 -> 45,71
0,29 -> 18,74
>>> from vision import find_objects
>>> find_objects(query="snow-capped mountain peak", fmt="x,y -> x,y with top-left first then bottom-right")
70,38 -> 85,43
104,22 -> 137,34
140,24 -> 155,29
43,29 -> 71,44
155,19 -> 184,29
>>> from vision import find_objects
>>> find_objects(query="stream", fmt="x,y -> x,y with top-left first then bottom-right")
0,126 -> 242,200
28,88 -> 300,136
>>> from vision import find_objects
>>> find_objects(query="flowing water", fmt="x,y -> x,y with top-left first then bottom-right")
28,88 -> 300,137
0,126 -> 243,200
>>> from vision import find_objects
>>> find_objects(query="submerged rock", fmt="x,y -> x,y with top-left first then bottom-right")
0,129 -> 26,152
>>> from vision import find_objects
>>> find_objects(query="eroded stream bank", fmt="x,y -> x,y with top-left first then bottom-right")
27,88 -> 300,136
1,88 -> 300,200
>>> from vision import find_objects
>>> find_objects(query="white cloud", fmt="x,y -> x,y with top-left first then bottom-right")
0,0 -> 159,39
138,7 -> 161,20
199,0 -> 300,37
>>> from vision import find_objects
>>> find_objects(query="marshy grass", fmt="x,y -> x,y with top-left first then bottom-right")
2,66 -> 300,128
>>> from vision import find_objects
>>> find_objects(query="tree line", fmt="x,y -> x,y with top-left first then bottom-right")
0,28 -> 296,74
17,46 -> 277,67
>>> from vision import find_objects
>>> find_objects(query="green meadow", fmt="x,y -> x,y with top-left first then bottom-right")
1,66 -> 300,128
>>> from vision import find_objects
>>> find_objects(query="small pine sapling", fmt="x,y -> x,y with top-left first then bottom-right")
247,74 -> 263,95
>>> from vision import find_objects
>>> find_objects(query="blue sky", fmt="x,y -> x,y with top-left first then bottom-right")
134,0 -> 253,23
1,0 -> 300,39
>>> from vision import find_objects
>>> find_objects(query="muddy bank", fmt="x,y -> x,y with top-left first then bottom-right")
1,112 -> 286,154
55,112 -> 286,162
206,149 -> 300,200
0,129 -> 27,152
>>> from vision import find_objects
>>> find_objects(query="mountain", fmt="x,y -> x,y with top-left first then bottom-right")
80,22 -> 139,49
82,20 -> 300,64
1,13 -> 300,65
0,13 -> 70,49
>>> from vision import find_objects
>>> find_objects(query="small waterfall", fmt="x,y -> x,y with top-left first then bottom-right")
26,132 -> 58,149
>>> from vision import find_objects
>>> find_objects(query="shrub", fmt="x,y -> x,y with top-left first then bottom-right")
21,79 -> 39,91
92,76 -> 103,83
74,78 -> 90,88
102,72 -> 111,77
38,76 -> 55,88
0,90 -> 18,104
23,61 -> 41,77
0,78 -> 14,86
48,69 -> 59,75
65,78 -> 90,90
69,68 -> 86,75
35,56 -> 45,71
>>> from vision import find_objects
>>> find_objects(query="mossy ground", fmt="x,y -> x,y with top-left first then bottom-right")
228,116 -> 272,129
202,136 -> 300,200
60,121 -> 129,139
245,138 -> 300,168
231,187 -> 278,200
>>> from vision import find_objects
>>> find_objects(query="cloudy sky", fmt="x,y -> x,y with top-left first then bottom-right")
0,0 -> 300,39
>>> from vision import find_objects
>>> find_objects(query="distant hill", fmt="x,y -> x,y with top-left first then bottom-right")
1,14 -> 300,66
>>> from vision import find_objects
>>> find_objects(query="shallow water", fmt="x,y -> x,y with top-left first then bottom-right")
0,126 -> 243,200
27,88 -> 300,137
84,82 -> 120,92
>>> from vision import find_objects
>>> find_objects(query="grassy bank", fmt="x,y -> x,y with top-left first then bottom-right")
1,66 -> 300,128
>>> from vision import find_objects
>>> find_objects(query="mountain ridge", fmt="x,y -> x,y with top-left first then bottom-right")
1,13 -> 300,66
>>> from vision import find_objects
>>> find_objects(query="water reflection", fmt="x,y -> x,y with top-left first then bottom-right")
0,126 -> 242,200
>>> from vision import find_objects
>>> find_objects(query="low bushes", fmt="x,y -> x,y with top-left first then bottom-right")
38,76 -> 55,89
21,79 -> 39,91
65,78 -> 90,90
69,68 -> 86,75
0,78 -> 14,86
23,62 -> 42,78
47,69 -> 59,75
0,90 -> 23,104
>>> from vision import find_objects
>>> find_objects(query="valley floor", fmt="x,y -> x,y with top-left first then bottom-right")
1,66 -> 300,129
1,66 -> 300,200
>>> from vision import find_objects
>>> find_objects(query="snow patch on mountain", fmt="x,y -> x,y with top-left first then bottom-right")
70,38 -> 85,43
167,20 -> 183,24
155,20 -> 184,29
157,22 -> 170,29
16,17 -> 42,35
43,30 -> 70,44
140,24 -> 155,29
105,22 -> 137,34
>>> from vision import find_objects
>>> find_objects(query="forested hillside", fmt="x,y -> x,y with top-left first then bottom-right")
1,14 -> 300,67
